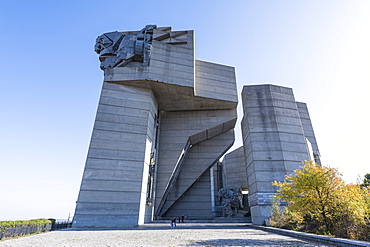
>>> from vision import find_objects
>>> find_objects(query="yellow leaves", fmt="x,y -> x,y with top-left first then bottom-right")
272,160 -> 370,239
273,161 -> 343,216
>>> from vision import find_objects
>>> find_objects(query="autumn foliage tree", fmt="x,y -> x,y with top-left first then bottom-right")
271,161 -> 370,240
361,173 -> 370,188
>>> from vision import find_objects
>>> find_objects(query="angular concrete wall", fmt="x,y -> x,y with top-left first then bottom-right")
222,147 -> 248,190
296,102 -> 321,164
157,128 -> 235,219
153,101 -> 237,219
73,26 -> 238,227
163,170 -> 213,220
241,84 -> 311,225
73,83 -> 158,227
195,60 -> 238,102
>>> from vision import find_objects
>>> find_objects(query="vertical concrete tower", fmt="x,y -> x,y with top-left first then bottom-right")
240,84 -> 320,225
72,25 -> 238,227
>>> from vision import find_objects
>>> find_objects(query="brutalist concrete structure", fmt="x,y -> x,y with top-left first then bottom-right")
72,25 -> 238,227
73,25 -> 321,228
239,84 -> 320,225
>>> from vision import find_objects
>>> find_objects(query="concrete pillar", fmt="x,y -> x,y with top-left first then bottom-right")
296,102 -> 321,165
73,82 -> 158,227
241,84 -> 310,225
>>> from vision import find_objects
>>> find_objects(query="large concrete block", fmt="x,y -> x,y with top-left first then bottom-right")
223,147 -> 248,189
81,168 -> 142,182
99,96 -> 151,109
84,158 -> 146,171
92,121 -> 149,136
248,160 -> 287,173
278,132 -> 307,144
74,80 -> 157,228
282,150 -> 310,162
87,148 -> 145,161
73,214 -> 139,227
91,129 -> 147,142
75,202 -> 140,216
96,104 -> 150,118
77,190 -> 141,204
80,179 -> 142,192
195,60 -> 238,102
296,101 -> 320,159
241,84 -> 316,225
163,170 -> 213,220
250,205 -> 273,225
95,112 -> 149,126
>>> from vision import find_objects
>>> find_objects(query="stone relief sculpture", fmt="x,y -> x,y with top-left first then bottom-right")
218,185 -> 244,217
94,24 -> 157,69
233,185 -> 244,209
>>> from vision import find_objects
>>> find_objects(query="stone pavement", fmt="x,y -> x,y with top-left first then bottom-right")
0,223 -> 332,247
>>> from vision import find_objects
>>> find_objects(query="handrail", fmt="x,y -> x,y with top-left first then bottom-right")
159,140 -> 234,216
155,139 -> 192,217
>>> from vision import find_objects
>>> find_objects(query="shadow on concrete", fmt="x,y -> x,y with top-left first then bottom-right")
191,238 -> 328,246
66,223 -> 252,231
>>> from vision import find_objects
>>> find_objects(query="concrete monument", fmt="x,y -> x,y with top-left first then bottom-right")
73,25 -> 238,227
221,84 -> 320,225
73,25 -> 320,228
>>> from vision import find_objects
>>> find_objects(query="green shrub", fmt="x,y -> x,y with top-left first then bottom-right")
0,219 -> 51,229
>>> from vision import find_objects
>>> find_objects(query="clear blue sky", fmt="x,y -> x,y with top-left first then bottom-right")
1,0 -> 369,221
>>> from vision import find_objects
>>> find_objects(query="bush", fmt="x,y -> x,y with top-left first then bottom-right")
0,219 -> 51,229
272,161 -> 370,241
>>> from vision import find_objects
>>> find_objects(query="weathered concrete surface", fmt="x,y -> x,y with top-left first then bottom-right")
73,83 -> 158,227
222,146 -> 248,190
296,101 -> 321,164
241,84 -> 316,225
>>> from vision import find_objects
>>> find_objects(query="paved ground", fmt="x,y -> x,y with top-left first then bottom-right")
0,223 -> 332,247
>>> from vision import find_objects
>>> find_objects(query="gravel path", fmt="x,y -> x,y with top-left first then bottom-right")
0,223 -> 331,247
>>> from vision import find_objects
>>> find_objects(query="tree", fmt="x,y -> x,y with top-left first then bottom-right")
332,184 -> 368,238
361,173 -> 370,188
272,161 -> 370,239
272,160 -> 344,233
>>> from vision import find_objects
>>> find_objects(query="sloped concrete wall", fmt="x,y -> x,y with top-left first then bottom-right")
73,83 -> 158,227
163,170 -> 213,220
296,102 -> 320,164
154,110 -> 236,219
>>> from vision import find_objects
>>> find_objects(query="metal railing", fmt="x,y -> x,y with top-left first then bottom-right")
51,221 -> 72,231
156,139 -> 192,216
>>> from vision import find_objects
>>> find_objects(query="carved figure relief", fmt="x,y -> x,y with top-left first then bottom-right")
218,186 -> 244,217
94,25 -> 157,70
